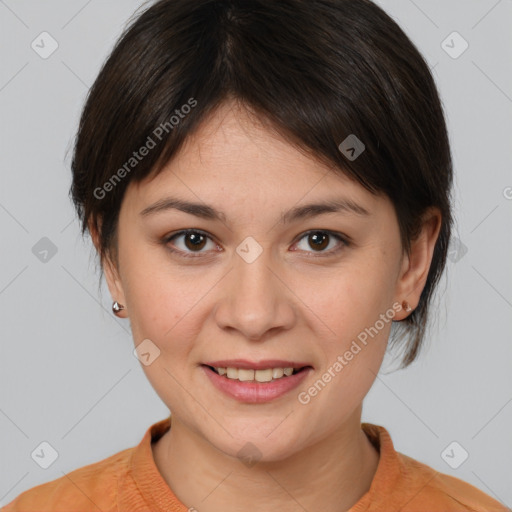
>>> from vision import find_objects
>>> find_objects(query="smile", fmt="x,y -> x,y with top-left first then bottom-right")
208,366 -> 303,382
201,362 -> 312,403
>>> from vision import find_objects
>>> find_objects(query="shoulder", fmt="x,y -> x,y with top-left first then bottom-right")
397,452 -> 508,512
360,423 -> 508,512
1,447 -> 134,512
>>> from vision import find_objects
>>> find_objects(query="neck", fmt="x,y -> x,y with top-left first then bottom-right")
152,407 -> 380,512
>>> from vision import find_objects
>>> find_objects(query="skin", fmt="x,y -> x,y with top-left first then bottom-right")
92,100 -> 441,512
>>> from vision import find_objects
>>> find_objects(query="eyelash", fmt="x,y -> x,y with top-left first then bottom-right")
163,229 -> 350,259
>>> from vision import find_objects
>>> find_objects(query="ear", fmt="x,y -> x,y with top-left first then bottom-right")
89,218 -> 128,318
393,207 -> 442,320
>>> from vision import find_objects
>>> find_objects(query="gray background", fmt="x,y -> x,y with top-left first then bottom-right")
1,0 -> 511,508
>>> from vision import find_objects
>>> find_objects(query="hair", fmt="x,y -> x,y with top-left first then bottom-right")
70,0 -> 453,368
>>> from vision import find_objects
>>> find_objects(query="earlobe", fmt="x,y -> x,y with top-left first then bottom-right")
88,218 -> 128,318
394,208 -> 442,320
102,251 -> 129,317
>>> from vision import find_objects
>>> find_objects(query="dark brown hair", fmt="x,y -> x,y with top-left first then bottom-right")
70,0 -> 453,368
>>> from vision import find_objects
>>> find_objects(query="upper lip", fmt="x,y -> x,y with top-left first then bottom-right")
203,359 -> 312,370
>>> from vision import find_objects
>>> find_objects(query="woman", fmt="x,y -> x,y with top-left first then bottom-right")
2,0 -> 507,510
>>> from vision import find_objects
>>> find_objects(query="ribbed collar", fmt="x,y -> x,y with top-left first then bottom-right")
119,415 -> 188,511
348,422 -> 404,511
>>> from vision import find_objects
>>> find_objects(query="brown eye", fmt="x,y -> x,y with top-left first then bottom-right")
165,230 -> 217,258
183,232 -> 207,251
293,230 -> 348,255
308,232 -> 329,251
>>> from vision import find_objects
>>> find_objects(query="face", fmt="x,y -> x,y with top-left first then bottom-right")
102,101 -> 438,461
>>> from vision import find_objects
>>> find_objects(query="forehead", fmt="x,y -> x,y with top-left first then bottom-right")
133,102 -> 371,199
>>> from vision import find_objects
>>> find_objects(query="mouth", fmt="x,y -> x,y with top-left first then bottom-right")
201,361 -> 313,403
203,364 -> 310,383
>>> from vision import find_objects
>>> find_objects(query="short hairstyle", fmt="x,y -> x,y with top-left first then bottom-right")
70,0 -> 453,368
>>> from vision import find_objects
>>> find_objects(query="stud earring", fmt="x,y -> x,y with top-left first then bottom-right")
112,301 -> 125,316
402,300 -> 412,313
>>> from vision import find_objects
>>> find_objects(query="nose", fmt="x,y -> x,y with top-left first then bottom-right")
213,245 -> 296,341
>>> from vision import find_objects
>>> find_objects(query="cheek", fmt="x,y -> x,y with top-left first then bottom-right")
121,261 -> 207,410
293,261 -> 395,341
288,258 -> 394,399
295,296 -> 391,425
121,249 -> 217,358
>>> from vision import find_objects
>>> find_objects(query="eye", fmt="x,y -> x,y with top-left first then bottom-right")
292,230 -> 348,256
164,229 -> 219,258
164,229 -> 349,259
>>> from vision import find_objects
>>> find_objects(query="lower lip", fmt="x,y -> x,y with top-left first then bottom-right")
201,365 -> 312,403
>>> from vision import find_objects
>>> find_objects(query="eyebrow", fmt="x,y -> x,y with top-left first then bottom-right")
139,196 -> 371,223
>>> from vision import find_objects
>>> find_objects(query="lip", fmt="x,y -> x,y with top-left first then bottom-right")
201,364 -> 313,403
203,359 -> 312,370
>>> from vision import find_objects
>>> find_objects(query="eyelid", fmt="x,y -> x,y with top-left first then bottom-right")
164,229 -> 349,258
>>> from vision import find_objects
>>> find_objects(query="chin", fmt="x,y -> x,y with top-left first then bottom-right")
206,425 -> 307,465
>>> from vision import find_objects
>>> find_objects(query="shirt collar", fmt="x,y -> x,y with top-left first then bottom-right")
348,422 -> 404,511
119,414 -> 188,511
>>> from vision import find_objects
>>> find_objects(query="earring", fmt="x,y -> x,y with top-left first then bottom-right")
112,301 -> 125,316
402,300 -> 412,313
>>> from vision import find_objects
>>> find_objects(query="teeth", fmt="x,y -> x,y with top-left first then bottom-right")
213,366 -> 299,382
238,369 -> 254,382
272,368 -> 284,379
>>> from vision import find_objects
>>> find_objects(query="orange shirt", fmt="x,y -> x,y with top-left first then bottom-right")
2,416 -> 507,512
